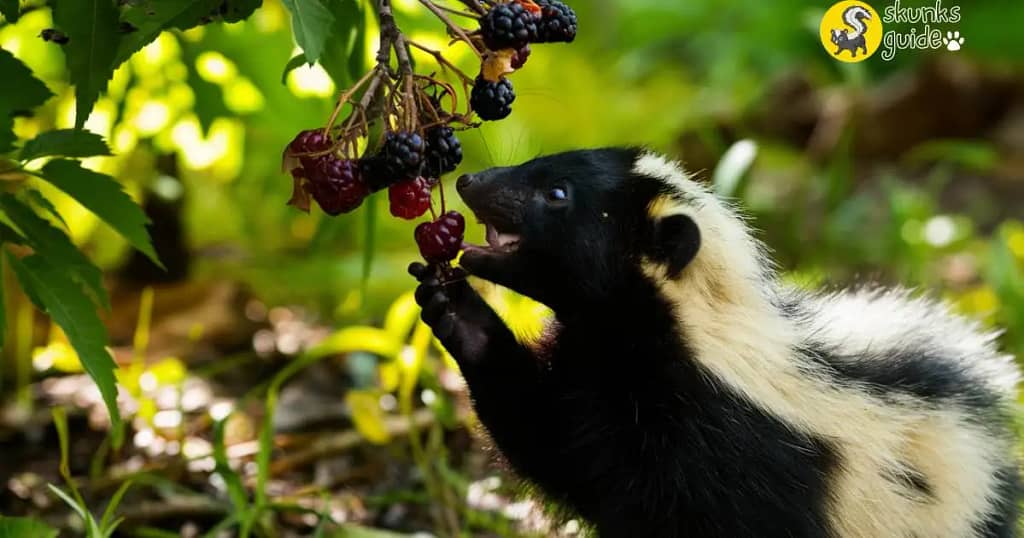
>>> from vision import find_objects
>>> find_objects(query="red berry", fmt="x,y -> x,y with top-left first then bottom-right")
389,177 -> 433,220
289,129 -> 332,154
511,44 -> 531,69
415,211 -> 465,264
305,155 -> 368,215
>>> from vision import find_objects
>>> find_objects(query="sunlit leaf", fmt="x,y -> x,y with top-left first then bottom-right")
10,254 -> 121,435
281,0 -> 335,64
0,516 -> 59,538
19,129 -> 112,162
51,0 -> 122,128
307,326 -> 403,359
37,159 -> 160,266
281,53 -> 307,85
345,389 -> 391,444
117,0 -> 217,66
0,0 -> 20,23
383,291 -> 418,342
0,49 -> 53,115
0,194 -> 108,309
22,189 -> 69,228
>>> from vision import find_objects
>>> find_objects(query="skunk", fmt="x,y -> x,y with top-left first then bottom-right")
409,148 -> 1021,537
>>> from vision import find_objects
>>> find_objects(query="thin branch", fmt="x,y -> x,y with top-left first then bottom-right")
409,40 -> 475,84
418,0 -> 482,58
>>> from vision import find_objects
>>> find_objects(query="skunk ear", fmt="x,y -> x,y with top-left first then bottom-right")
650,214 -> 701,278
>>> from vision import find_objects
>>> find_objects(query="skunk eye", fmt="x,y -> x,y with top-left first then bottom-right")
547,187 -> 568,202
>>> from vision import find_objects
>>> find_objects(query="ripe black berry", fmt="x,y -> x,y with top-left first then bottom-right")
480,2 -> 539,51
471,76 -> 515,121
535,0 -> 577,43
304,155 -> 368,215
424,126 -> 463,177
389,177 -> 432,220
415,211 -> 465,264
511,44 -> 531,69
382,130 -> 426,181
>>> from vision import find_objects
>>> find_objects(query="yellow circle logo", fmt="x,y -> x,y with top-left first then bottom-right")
819,1 -> 883,62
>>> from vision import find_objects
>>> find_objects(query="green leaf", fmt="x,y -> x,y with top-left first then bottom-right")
281,52 -> 307,85
51,0 -> 122,129
9,253 -> 121,435
19,129 -> 112,161
281,0 -> 335,64
319,0 -> 364,87
212,417 -> 249,513
37,159 -> 160,267
0,115 -> 14,153
99,480 -> 132,532
0,48 -> 53,115
116,0 -> 219,68
0,221 -> 27,245
23,189 -> 69,229
220,0 -> 262,23
0,194 -> 108,309
0,516 -> 59,538
0,0 -> 19,23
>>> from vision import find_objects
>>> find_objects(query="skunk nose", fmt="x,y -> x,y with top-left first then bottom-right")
456,173 -> 476,194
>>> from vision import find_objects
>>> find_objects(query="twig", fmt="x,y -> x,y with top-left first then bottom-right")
418,0 -> 482,58
432,3 -> 480,19
324,68 -> 378,135
409,40 -> 475,84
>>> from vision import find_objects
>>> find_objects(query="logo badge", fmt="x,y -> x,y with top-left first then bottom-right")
820,1 -> 883,62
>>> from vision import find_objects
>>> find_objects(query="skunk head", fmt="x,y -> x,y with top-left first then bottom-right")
457,148 -> 704,310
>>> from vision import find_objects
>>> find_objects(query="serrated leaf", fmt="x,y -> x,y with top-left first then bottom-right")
0,194 -> 109,309
0,0 -> 19,23
281,52 -> 307,85
0,48 -> 53,116
51,0 -> 122,129
0,516 -> 59,538
23,189 -> 69,228
282,0 -> 335,64
19,129 -> 112,161
37,159 -> 160,267
8,253 -> 121,434
116,0 -> 218,68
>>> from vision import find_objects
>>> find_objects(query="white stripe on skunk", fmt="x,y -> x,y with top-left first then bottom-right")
634,151 -> 1020,537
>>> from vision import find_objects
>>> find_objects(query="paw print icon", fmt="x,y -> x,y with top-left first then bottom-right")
944,31 -> 965,52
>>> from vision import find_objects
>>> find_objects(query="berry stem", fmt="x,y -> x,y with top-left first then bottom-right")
324,68 -> 378,136
431,3 -> 480,19
418,0 -> 483,58
408,40 -> 475,84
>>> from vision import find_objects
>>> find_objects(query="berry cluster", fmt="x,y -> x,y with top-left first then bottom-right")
471,0 -> 577,121
282,0 -> 578,267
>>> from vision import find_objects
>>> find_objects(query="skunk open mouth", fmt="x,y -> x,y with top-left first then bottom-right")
464,220 -> 521,254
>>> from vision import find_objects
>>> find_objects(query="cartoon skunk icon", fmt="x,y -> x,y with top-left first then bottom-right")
831,5 -> 872,57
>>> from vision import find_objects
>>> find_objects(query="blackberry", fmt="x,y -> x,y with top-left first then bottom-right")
382,130 -> 426,181
480,2 -> 539,51
471,76 -> 515,121
415,211 -> 465,264
389,177 -> 433,220
289,129 -> 332,155
424,126 -> 463,177
358,155 -> 394,191
304,155 -> 368,215
535,0 -> 577,43
511,44 -> 531,69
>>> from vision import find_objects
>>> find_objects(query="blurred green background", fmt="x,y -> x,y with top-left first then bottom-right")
2,0 -> 1024,536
